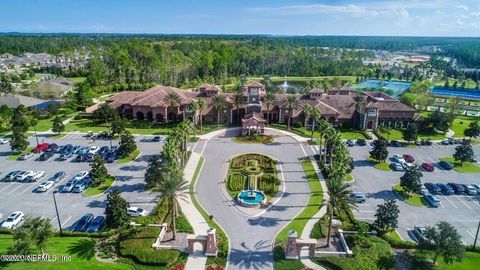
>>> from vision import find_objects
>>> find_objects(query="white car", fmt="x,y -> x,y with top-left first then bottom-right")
73,171 -> 89,180
391,162 -> 404,171
402,162 -> 414,170
393,154 -> 406,164
1,211 -> 24,229
31,171 -> 46,181
16,171 -> 35,182
89,146 -> 100,154
127,207 -> 148,217
37,181 -> 55,192
0,138 -> 8,144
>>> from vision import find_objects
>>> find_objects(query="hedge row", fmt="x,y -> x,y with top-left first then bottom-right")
228,173 -> 246,191
258,174 -> 279,196
361,130 -> 373,140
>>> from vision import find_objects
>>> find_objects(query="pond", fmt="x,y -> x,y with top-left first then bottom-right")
355,80 -> 411,96
273,81 -> 305,93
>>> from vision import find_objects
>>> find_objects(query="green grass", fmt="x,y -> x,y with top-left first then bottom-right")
436,251 -> 480,270
117,149 -> 140,164
247,75 -> 357,83
0,234 -> 132,270
393,184 -> 426,207
29,118 -> 53,132
452,115 -> 477,138
376,128 -> 403,141
66,77 -> 87,83
189,156 -> 228,267
7,146 -> 34,160
440,157 -> 480,173
337,128 -> 369,140
345,174 -> 354,182
49,133 -> 66,139
277,157 -> 324,241
368,158 -> 392,171
418,128 -> 447,140
270,123 -> 367,140
84,177 -> 115,196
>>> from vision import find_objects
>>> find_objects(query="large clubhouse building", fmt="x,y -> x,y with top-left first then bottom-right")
105,82 -> 417,133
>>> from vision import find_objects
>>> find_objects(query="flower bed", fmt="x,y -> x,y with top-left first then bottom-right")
232,134 -> 274,144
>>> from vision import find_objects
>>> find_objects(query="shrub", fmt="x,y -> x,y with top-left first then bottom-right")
228,173 -> 245,191
293,122 -> 303,128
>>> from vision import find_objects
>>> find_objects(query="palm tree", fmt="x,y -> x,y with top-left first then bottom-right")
177,120 -> 193,166
321,80 -> 332,94
197,98 -> 206,132
325,176 -> 357,247
353,92 -> 365,112
212,94 -> 227,127
302,103 -> 313,132
233,89 -> 245,124
189,100 -> 199,137
157,169 -> 189,240
310,107 -> 321,141
164,92 -> 181,123
284,94 -> 298,130
316,119 -> 329,159
264,92 -> 276,125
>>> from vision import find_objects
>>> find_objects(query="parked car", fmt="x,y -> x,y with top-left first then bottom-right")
73,214 -> 94,232
37,181 -> 55,192
421,162 -> 435,172
18,152 -> 35,160
424,183 -> 441,194
425,140 -> 432,146
420,186 -> 429,195
412,226 -> 428,242
472,184 -> 480,193
33,143 -> 50,153
49,171 -> 67,183
16,171 -> 35,182
152,136 -> 162,142
393,154 -> 406,164
98,146 -> 109,156
349,192 -> 366,203
73,171 -> 89,180
1,211 -> 24,229
86,216 -> 106,233
58,151 -> 74,160
391,162 -> 404,171
30,171 -> 46,182
403,154 -> 415,163
4,171 -> 22,182
46,143 -> 58,152
356,139 -> 366,146
76,146 -> 89,156
402,162 -> 414,170
76,154 -> 87,162
105,152 -> 116,163
436,183 -> 454,195
89,146 -> 100,154
424,194 -> 441,207
390,140 -> 402,147
61,180 -> 78,192
0,137 -> 8,144
72,181 -> 88,193
39,151 -> 54,161
441,140 -> 450,145
438,161 -> 453,170
127,207 -> 148,217
447,183 -> 465,194
463,185 -> 478,195
346,139 -> 355,147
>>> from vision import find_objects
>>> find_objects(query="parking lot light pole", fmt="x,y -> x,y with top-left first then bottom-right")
33,125 -> 39,147
52,190 -> 63,237
474,220 -> 480,250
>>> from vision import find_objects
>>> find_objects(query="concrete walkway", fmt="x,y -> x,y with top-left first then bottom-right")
299,155 -> 329,270
265,127 -> 308,143
181,152 -> 210,270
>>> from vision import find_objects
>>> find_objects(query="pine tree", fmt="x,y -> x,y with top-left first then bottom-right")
119,130 -> 137,157
89,155 -> 109,187
453,139 -> 474,165
369,139 -> 389,162
373,199 -> 400,233
51,116 -> 65,135
403,124 -> 418,143
400,165 -> 423,194
104,189 -> 130,228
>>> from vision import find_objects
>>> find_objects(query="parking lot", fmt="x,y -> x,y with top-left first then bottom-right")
0,133 -> 164,231
348,142 -> 480,245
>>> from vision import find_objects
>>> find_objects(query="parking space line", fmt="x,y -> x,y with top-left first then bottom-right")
0,182 -> 15,192
299,144 -> 307,157
19,182 -> 37,194
358,210 -> 375,213
7,184 -> 25,195
61,216 -> 71,228
50,216 -> 57,224
309,145 -> 317,155
455,196 -> 472,209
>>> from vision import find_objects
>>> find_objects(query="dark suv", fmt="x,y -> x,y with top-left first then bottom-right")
436,183 -> 454,195
424,183 -> 441,194
447,183 -> 465,194
438,161 -> 453,170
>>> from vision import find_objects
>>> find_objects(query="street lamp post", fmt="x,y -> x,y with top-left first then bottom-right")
474,220 -> 480,250
52,190 -> 63,236
33,125 -> 39,147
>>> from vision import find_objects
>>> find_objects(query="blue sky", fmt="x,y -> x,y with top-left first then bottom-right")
1,0 -> 479,36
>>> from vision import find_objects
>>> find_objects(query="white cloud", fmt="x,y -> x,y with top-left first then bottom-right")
457,5 -> 469,11
471,12 -> 480,16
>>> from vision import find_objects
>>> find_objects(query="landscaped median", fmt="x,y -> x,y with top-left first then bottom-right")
392,184 -> 426,207
117,149 -> 140,164
7,146 -> 34,160
83,176 -> 115,197
274,157 -> 324,270
440,157 -> 480,173
368,158 -> 392,171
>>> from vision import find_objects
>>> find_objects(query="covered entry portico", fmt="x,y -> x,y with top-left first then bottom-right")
241,112 -> 266,135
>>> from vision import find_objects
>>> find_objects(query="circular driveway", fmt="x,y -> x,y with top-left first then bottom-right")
193,129 -> 311,270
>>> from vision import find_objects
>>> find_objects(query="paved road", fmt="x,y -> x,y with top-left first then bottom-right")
348,143 -> 480,245
0,133 -> 162,230
193,129 -> 313,270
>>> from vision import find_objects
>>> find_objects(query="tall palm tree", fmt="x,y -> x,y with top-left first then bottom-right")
264,92 -> 276,125
284,94 -> 298,130
212,94 -> 227,127
325,176 -> 357,247
310,107 -> 321,141
316,119 -> 329,159
233,89 -> 245,124
321,80 -> 332,94
157,169 -> 189,240
177,120 -> 193,166
197,98 -> 206,132
353,93 -> 365,112
189,100 -> 199,137
302,103 -> 313,132
164,92 -> 181,123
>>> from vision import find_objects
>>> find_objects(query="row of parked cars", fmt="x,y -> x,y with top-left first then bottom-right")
421,182 -> 480,207
61,171 -> 92,193
3,170 -> 46,182
389,153 -> 456,172
18,143 -> 121,163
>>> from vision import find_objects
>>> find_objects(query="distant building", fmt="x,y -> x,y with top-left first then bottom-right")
0,94 -> 60,110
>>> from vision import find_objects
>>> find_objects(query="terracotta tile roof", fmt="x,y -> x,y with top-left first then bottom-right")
242,112 -> 266,123
246,81 -> 264,87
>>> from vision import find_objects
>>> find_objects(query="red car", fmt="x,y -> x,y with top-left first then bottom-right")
33,143 -> 49,153
422,162 -> 435,172
403,154 -> 415,163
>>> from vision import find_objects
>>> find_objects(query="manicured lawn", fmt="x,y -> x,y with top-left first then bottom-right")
436,251 -> 480,270
232,135 -> 274,144
377,128 -> 403,140
117,149 -> 140,164
29,118 -> 53,132
7,146 -> 34,160
84,177 -> 115,196
452,115 -> 477,138
393,184 -> 426,207
368,158 -> 392,171
277,158 -> 324,240
418,128 -> 447,140
440,157 -> 480,173
0,234 -> 132,270
247,75 -> 357,83
66,77 -> 87,83
345,174 -> 354,182
270,124 -> 367,140
337,128 -> 369,140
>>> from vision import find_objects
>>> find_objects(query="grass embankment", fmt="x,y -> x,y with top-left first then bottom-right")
377,127 -> 446,141
393,184 -> 426,207
117,149 -> 140,164
452,116 -> 478,138
83,177 -> 115,197
440,157 -> 480,173
7,146 -> 35,160
189,156 -> 228,267
0,234 -> 132,270
368,158 -> 392,171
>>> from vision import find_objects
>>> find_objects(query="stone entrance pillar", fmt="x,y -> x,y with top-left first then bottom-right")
285,230 -> 298,259
205,228 -> 217,256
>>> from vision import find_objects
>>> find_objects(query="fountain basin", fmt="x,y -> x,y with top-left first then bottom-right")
237,190 -> 266,207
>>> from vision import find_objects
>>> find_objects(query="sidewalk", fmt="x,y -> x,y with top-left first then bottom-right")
181,152 -> 210,270
299,155 -> 329,270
